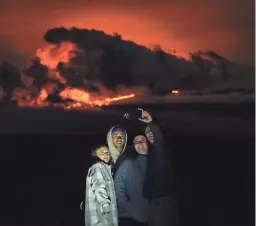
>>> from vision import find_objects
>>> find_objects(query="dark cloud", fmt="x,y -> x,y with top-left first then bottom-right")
40,27 -> 254,94
0,26 -> 254,106
0,61 -> 24,100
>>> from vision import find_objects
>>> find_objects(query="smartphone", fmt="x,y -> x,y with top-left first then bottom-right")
124,108 -> 143,120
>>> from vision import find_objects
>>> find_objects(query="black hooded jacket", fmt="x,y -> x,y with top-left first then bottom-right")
143,120 -> 177,200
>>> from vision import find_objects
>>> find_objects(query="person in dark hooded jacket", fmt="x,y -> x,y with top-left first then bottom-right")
138,109 -> 179,226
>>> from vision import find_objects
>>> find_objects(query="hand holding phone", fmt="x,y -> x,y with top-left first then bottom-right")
138,108 -> 153,123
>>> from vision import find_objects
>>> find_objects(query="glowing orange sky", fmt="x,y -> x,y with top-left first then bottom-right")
0,0 -> 254,67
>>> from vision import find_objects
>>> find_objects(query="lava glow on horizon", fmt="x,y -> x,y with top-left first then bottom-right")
10,42 -> 137,110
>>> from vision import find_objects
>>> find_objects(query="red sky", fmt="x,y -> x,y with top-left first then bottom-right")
0,0 -> 254,67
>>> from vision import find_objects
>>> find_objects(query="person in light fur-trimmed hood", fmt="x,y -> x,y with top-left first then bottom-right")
106,125 -> 129,175
80,125 -> 128,213
85,145 -> 118,226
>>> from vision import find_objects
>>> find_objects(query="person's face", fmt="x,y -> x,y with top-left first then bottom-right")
134,135 -> 148,155
96,146 -> 110,163
112,131 -> 125,151
145,129 -> 154,144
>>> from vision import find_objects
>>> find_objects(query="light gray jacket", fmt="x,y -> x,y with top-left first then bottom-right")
85,161 -> 118,226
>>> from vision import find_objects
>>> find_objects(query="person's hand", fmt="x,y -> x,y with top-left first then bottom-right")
138,108 -> 153,123
103,212 -> 109,219
80,201 -> 83,211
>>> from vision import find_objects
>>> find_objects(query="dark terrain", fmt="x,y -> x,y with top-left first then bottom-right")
0,102 -> 254,226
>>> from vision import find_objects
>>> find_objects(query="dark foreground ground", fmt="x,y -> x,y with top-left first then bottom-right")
0,102 -> 254,226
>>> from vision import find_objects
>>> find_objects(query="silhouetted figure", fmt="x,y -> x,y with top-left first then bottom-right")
140,110 -> 179,226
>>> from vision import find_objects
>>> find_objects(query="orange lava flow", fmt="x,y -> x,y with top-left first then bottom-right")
12,41 -> 137,110
63,93 -> 136,110
171,90 -> 179,94
13,86 -> 136,109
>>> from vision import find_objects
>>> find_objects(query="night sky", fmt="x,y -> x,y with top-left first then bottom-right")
0,0 -> 254,68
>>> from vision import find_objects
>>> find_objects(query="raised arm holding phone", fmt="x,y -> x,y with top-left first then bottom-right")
138,108 -> 179,226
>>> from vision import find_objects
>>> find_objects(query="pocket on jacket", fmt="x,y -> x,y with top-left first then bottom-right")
102,211 -> 114,226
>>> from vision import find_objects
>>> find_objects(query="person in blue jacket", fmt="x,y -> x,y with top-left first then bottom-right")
114,132 -> 150,226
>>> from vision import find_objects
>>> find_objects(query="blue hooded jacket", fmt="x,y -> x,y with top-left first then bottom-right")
114,151 -> 150,223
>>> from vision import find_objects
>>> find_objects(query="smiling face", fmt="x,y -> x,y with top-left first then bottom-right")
145,127 -> 154,144
133,135 -> 148,155
95,146 -> 110,163
112,131 -> 125,152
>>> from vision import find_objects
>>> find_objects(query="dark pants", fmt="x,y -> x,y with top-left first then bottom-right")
149,194 -> 179,226
119,218 -> 149,226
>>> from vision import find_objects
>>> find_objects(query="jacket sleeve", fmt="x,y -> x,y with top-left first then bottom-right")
148,119 -> 165,147
89,165 -> 111,213
114,160 -> 132,217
